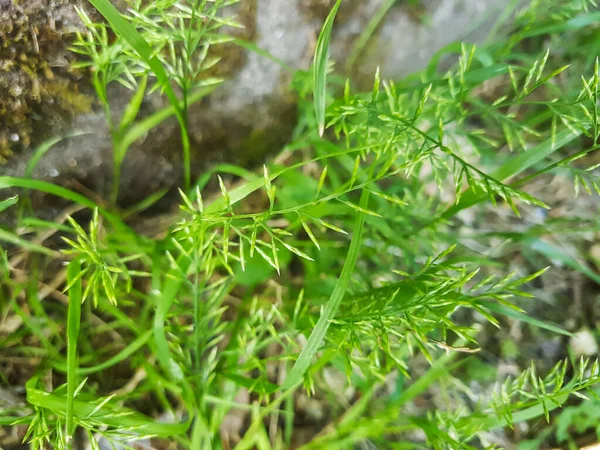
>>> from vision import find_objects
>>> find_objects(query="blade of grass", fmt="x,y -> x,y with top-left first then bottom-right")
484,0 -> 522,44
121,85 -> 217,151
66,258 -> 83,442
25,131 -> 91,178
0,176 -> 144,245
123,188 -> 169,218
345,0 -> 396,71
313,0 -> 342,137
0,417 -> 22,426
480,300 -> 573,336
0,228 -> 58,257
19,217 -> 71,233
151,247 -> 187,383
523,11 -> 600,38
396,64 -> 510,94
0,195 -> 18,213
526,238 -> 600,284
0,177 -> 98,209
150,248 -> 195,412
494,129 -> 582,181
27,384 -> 191,436
393,349 -> 462,407
231,38 -> 294,73
282,189 -> 369,390
119,74 -> 148,134
54,330 -> 152,375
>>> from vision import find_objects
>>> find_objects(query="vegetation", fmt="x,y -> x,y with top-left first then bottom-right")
2,0 -> 600,448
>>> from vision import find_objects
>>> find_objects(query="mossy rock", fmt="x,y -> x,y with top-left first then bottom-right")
0,0 -> 94,163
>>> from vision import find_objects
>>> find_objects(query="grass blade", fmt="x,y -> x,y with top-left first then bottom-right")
231,38 -> 294,73
119,74 -> 148,134
121,85 -> 217,151
493,129 -> 581,181
151,249 -> 187,383
25,131 -> 91,178
54,331 -> 152,375
27,386 -> 191,436
0,195 -> 18,213
0,177 -> 98,209
282,189 -> 369,390
0,228 -> 58,257
393,349 -> 462,407
526,238 -> 600,284
66,258 -> 83,441
480,300 -> 572,336
345,0 -> 396,71
313,0 -> 342,137
0,176 -> 140,242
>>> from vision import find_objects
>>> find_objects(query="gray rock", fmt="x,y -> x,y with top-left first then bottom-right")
1,0 -> 507,209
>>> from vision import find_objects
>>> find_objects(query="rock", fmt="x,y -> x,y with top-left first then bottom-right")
296,392 -> 326,423
1,0 -> 507,210
570,328 -> 599,357
590,244 -> 600,270
0,0 -> 91,163
539,336 -> 563,361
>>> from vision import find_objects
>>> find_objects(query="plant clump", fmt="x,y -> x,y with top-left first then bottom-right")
2,0 -> 600,449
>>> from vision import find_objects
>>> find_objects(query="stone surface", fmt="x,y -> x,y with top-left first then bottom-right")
570,328 -> 599,357
1,0 -> 508,209
0,0 -> 90,163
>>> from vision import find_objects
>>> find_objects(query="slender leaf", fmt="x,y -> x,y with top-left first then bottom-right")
0,176 -> 139,241
119,74 -> 148,133
282,189 -> 369,390
481,300 -> 572,336
526,238 -> 600,285
313,0 -> 342,137
54,331 -> 152,375
0,195 -> 18,213
0,228 -> 57,257
345,0 -> 396,71
66,259 -> 83,440
121,85 -> 217,151
27,386 -> 191,436
25,131 -> 90,178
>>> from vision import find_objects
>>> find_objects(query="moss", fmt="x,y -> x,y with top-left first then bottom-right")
0,0 -> 92,164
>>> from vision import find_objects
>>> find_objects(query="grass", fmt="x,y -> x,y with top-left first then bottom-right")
282,188 -> 369,391
2,0 -> 600,449
313,0 -> 342,138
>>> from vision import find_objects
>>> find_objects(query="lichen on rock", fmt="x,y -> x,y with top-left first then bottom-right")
0,0 -> 92,164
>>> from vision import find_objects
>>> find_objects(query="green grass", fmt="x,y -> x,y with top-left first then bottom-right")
2,0 -> 600,449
